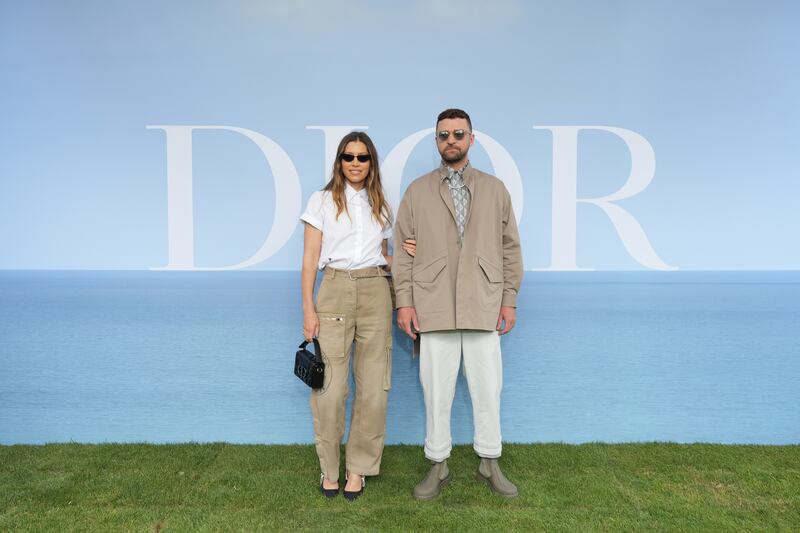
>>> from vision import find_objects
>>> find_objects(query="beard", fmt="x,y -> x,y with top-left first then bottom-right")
440,146 -> 465,163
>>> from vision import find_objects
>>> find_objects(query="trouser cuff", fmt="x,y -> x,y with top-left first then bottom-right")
346,463 -> 380,477
473,443 -> 502,458
424,442 -> 452,462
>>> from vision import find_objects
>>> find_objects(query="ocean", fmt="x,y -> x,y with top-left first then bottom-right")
0,271 -> 798,445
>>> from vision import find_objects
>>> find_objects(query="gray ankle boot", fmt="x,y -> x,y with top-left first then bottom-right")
476,457 -> 518,498
413,460 -> 451,500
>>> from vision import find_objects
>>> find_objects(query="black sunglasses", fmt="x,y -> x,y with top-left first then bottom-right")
436,129 -> 471,141
339,153 -> 371,163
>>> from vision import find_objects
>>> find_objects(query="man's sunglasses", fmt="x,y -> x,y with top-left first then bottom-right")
339,153 -> 371,163
436,129 -> 471,141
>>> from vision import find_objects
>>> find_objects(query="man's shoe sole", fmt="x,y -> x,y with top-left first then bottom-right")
475,471 -> 518,498
413,472 -> 451,501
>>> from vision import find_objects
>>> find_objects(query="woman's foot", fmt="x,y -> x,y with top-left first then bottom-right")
319,474 -> 339,498
343,472 -> 365,501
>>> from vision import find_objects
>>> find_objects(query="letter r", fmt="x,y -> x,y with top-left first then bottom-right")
535,125 -> 677,271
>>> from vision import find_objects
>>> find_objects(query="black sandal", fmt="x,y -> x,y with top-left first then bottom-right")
319,473 -> 339,498
343,472 -> 365,501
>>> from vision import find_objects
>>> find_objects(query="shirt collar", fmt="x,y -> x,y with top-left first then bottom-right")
345,183 -> 368,201
440,160 -> 471,181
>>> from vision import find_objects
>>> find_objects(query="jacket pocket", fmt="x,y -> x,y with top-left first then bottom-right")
412,255 -> 448,312
317,313 -> 346,358
477,256 -> 503,310
412,255 -> 447,283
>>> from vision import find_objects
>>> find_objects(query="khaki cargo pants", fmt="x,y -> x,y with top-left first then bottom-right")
311,266 -> 393,482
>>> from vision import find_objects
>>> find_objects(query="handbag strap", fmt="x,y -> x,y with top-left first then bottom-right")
298,338 -> 323,363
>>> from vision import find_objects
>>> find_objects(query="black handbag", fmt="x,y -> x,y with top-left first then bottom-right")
294,338 -> 325,389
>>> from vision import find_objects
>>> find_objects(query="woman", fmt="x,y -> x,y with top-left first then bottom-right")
300,131 -> 394,501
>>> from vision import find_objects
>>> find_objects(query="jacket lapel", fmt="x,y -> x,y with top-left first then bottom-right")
462,166 -> 477,232
438,171 -> 457,223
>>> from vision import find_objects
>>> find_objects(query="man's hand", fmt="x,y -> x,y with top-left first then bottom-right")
397,306 -> 420,340
496,306 -> 516,335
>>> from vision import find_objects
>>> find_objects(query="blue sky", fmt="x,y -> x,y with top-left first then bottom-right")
1,0 -> 798,270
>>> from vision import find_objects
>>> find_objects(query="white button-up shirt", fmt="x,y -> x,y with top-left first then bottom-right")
300,184 -> 393,270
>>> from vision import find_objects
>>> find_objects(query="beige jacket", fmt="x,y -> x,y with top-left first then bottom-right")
392,166 -> 523,332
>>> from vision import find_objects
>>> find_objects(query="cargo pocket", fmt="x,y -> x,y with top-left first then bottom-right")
315,313 -> 346,395
317,313 -> 346,358
383,338 -> 393,391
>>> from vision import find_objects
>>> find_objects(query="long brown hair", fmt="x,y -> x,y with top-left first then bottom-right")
323,131 -> 391,228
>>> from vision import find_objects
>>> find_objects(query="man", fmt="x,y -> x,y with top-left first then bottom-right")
393,108 -> 523,499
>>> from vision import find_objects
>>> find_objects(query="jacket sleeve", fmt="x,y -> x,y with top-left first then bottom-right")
501,188 -> 523,307
392,188 -> 415,308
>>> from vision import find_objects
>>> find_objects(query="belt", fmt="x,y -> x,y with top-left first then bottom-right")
324,266 -> 391,280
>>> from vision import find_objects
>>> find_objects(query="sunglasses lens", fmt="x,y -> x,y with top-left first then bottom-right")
341,153 -> 370,162
437,130 -> 469,141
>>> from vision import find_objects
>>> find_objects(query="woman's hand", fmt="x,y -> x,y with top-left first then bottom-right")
303,310 -> 320,341
402,238 -> 417,257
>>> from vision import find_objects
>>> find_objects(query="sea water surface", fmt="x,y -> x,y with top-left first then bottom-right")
0,271 -> 798,445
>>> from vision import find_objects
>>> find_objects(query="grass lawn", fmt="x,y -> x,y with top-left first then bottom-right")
1,443 -> 798,532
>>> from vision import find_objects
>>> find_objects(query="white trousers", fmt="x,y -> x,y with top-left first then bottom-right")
420,330 -> 503,462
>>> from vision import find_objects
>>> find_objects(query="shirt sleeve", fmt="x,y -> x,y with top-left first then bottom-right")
300,191 -> 325,231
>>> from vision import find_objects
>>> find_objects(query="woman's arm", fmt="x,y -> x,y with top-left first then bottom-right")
383,238 -> 415,269
302,223 -> 323,340
382,239 -> 392,268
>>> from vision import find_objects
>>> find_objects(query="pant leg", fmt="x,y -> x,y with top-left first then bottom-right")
462,330 -> 503,458
345,275 -> 393,476
309,275 -> 356,482
420,330 -> 462,462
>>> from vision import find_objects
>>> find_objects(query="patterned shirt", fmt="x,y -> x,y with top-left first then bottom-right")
441,161 -> 471,246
